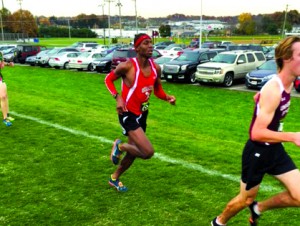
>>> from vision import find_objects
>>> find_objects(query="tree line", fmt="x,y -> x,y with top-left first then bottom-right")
0,7 -> 299,38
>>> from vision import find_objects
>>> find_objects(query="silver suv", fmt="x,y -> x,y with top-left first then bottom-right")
195,50 -> 266,87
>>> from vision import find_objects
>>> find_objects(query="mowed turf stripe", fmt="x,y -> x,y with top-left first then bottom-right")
11,111 -> 280,192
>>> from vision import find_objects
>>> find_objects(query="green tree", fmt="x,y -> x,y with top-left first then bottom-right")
238,13 -> 255,35
159,24 -> 171,37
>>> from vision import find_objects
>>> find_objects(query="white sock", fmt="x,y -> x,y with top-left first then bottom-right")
253,203 -> 261,215
216,217 -> 226,226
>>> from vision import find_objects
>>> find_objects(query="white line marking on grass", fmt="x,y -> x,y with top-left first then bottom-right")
11,111 -> 280,192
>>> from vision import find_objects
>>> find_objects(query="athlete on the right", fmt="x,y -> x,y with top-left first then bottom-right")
211,36 -> 300,226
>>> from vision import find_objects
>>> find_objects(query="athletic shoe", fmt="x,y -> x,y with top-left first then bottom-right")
3,118 -> 12,126
109,176 -> 128,192
110,139 -> 122,165
211,217 -> 226,226
7,116 -> 15,122
249,201 -> 260,226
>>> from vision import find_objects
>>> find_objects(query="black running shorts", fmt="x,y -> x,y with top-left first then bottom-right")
118,110 -> 148,136
241,139 -> 297,190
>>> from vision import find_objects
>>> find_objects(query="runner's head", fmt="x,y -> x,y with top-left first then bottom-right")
275,36 -> 300,72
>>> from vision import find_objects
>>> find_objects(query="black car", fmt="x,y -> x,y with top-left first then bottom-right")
93,51 -> 114,73
163,49 -> 223,83
111,48 -> 162,70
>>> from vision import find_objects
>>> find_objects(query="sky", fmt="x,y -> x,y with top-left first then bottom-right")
3,0 -> 300,18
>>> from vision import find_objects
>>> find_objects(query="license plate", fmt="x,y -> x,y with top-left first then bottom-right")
250,81 -> 257,85
167,75 -> 172,79
202,79 -> 208,82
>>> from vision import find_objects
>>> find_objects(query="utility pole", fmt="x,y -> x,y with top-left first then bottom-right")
199,0 -> 202,48
104,0 -> 114,45
282,4 -> 288,38
0,0 -> 4,42
132,0 -> 138,34
116,0 -> 122,38
99,2 -> 106,45
16,0 -> 24,42
68,19 -> 71,39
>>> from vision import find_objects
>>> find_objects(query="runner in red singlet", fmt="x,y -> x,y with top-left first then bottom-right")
105,33 -> 176,192
211,36 -> 300,226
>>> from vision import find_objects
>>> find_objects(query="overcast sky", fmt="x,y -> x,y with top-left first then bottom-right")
3,0 -> 299,18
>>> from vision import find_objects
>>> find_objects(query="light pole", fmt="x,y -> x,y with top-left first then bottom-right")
116,0 -> 122,38
105,0 -> 114,45
132,0 -> 138,34
99,3 -> 106,44
16,0 -> 24,41
199,0 -> 202,48
282,4 -> 288,38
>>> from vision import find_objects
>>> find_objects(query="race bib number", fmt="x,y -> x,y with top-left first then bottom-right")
141,102 -> 149,112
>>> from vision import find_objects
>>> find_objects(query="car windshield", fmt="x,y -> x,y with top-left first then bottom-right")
258,60 -> 276,70
47,48 -> 61,55
175,51 -> 199,61
154,57 -> 174,64
79,52 -> 91,57
211,54 -> 237,64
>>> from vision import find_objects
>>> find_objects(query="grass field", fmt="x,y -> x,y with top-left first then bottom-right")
1,65 -> 300,225
25,34 -> 283,48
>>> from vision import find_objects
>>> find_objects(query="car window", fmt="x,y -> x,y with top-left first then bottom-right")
208,52 -> 217,59
199,53 -> 209,61
254,52 -> 265,61
152,50 -> 161,58
128,50 -> 137,58
246,53 -> 255,63
212,54 -> 237,64
238,54 -> 246,63
92,53 -> 102,58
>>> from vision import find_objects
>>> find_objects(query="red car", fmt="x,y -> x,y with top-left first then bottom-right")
294,76 -> 300,92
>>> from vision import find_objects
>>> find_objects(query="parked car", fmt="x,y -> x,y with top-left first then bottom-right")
26,49 -> 50,66
101,45 -> 120,56
36,47 -> 79,67
48,52 -> 81,69
111,48 -> 162,70
154,55 -> 178,78
158,46 -> 184,57
195,50 -> 266,87
153,41 -> 175,49
93,51 -> 114,73
188,40 -> 199,49
3,47 -> 18,62
294,76 -> 300,92
15,44 -> 47,63
71,42 -> 99,52
68,52 -> 103,71
163,49 -> 223,83
265,49 -> 275,60
245,59 -> 277,90
91,45 -> 109,53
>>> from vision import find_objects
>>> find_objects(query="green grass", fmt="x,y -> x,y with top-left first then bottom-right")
1,65 -> 300,225
2,34 -> 283,48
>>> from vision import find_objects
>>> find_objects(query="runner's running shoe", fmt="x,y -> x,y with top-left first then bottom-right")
3,118 -> 12,126
211,217 -> 226,226
109,176 -> 128,192
110,139 -> 122,165
249,201 -> 260,226
7,116 -> 15,122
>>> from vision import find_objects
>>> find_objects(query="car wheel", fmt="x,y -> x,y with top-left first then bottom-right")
189,72 -> 197,83
223,73 -> 233,87
63,62 -> 69,69
88,63 -> 94,71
